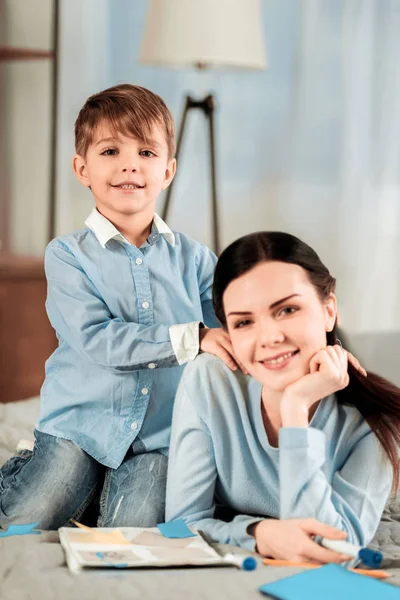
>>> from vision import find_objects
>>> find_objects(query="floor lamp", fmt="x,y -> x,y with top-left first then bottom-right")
140,0 -> 266,255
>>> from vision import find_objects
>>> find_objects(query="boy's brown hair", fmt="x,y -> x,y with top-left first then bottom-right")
75,84 -> 176,159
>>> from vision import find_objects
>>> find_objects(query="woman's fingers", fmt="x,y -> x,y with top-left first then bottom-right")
309,351 -> 323,373
299,539 -> 350,564
325,346 -> 342,373
309,348 -> 337,379
327,345 -> 349,386
332,344 -> 348,371
309,347 -> 349,388
253,519 -> 350,564
301,518 -> 347,539
299,520 -> 349,564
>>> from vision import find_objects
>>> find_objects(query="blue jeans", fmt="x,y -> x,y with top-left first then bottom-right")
0,430 -> 168,530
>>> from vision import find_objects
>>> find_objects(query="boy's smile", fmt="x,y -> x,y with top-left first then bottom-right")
73,121 -> 176,239
111,181 -> 145,191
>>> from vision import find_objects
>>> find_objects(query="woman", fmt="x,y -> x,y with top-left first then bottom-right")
166,232 -> 400,564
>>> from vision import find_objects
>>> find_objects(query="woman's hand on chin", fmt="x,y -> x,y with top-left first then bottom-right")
280,345 -> 349,427
250,518 -> 350,563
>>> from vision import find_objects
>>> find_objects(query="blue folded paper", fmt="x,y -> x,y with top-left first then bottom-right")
157,519 -> 196,539
260,564 -> 399,600
0,523 -> 40,538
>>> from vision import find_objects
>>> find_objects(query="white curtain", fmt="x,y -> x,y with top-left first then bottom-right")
338,0 -> 400,333
55,0 -> 112,235
54,0 -> 400,337
273,0 -> 400,334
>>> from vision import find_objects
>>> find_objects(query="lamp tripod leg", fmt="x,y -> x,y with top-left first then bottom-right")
207,99 -> 220,255
162,96 -> 191,222
162,93 -> 220,256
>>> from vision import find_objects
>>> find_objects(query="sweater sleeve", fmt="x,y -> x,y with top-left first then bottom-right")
279,426 -> 392,548
166,378 -> 260,551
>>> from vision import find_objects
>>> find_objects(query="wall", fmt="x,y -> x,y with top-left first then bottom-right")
4,0 -> 400,341
2,0 -> 53,255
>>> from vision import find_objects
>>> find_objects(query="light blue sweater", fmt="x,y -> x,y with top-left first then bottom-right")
166,354 -> 392,553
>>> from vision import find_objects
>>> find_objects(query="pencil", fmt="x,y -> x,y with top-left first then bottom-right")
263,558 -> 391,579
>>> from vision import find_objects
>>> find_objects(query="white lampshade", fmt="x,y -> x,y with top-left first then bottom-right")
140,0 -> 267,71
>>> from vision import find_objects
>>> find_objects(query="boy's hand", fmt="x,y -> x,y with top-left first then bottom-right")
199,328 -> 247,373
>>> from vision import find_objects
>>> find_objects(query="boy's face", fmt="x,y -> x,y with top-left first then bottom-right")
73,121 -> 176,223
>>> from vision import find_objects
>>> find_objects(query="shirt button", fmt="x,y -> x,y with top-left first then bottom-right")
141,387 -> 149,395
142,301 -> 150,309
135,257 -> 143,265
130,421 -> 138,430
148,363 -> 157,369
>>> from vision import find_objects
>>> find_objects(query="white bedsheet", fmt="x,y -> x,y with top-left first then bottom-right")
0,397 -> 39,466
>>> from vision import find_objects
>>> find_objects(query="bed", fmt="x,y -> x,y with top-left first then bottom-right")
0,396 -> 400,599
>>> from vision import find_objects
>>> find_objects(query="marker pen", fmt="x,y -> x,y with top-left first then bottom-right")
223,552 -> 257,571
320,538 -> 383,568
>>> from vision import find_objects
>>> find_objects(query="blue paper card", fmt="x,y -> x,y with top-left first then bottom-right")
259,564 -> 399,600
0,523 -> 40,538
157,519 -> 196,539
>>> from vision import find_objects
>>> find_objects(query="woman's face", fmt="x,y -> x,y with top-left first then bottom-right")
223,261 -> 336,392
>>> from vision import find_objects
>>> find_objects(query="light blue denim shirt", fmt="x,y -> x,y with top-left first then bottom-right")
37,210 -> 219,468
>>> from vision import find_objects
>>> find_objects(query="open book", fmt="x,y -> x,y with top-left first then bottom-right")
59,525 -> 229,573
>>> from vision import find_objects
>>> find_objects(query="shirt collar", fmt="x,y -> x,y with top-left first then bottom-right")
153,213 -> 175,247
85,208 -> 175,248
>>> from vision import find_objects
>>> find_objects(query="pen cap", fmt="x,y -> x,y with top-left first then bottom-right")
242,556 -> 257,571
358,548 -> 383,568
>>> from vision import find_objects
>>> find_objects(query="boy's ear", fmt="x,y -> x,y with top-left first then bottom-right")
162,158 -> 177,190
325,293 -> 337,332
72,154 -> 90,187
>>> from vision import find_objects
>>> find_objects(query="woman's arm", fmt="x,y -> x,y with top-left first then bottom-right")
279,425 -> 392,547
166,378 -> 261,551
166,378 -> 350,560
166,358 -> 357,562
277,346 -> 392,547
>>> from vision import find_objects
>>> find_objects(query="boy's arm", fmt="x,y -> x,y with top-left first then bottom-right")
197,246 -> 220,329
45,242 -> 199,371
169,245 -> 243,371
169,245 -> 219,364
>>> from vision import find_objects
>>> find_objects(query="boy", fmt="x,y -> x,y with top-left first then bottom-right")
0,84 -> 238,531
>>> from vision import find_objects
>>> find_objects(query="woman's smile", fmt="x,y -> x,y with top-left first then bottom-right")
258,349 -> 300,371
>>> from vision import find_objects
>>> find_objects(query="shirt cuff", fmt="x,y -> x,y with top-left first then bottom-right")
279,427 -> 325,452
169,322 -> 202,365
234,517 -> 264,552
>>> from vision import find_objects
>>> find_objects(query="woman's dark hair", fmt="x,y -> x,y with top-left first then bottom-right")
213,231 -> 400,492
